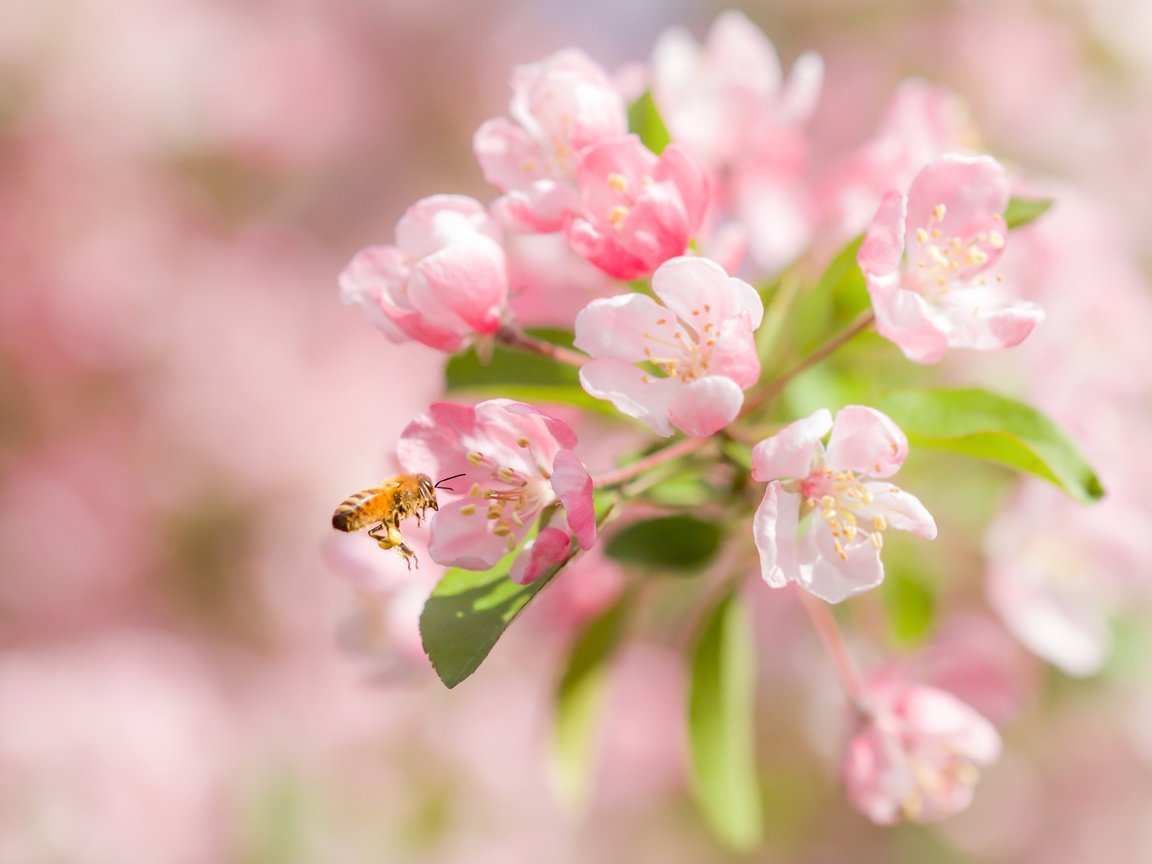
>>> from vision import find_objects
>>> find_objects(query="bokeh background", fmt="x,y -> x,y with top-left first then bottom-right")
2,1 -> 1151,861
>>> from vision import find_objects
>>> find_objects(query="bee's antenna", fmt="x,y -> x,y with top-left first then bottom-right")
434,472 -> 467,492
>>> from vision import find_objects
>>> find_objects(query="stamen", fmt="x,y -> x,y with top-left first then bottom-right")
466,451 -> 486,466
607,173 -> 628,192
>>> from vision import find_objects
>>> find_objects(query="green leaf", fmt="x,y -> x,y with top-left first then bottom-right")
814,234 -> 866,301
883,567 -> 936,648
551,598 -> 627,807
604,514 -> 723,572
688,590 -> 762,851
627,91 -> 671,155
878,388 -> 1104,503
445,331 -> 609,413
1004,196 -> 1054,230
420,548 -> 561,689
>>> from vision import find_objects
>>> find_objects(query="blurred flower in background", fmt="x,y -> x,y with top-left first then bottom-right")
2,1 -> 1151,862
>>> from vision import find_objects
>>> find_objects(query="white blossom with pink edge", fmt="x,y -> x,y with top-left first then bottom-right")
574,256 -> 763,438
858,154 -> 1043,363
843,668 -> 1002,825
339,195 -> 509,354
564,135 -> 708,280
396,399 -> 596,577
751,406 -> 936,603
474,49 -> 628,233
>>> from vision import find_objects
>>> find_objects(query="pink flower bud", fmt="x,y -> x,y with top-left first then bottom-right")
339,195 -> 509,353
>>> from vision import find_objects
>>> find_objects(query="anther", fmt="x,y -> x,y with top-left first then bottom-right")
466,451 -> 486,466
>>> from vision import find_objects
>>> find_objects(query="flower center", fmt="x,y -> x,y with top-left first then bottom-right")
637,308 -> 717,385
792,467 -> 887,561
457,450 -> 550,552
910,202 -> 1006,299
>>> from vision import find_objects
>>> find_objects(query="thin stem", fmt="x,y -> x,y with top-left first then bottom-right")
496,326 -> 587,367
742,309 -> 875,417
592,436 -> 710,488
796,587 -> 867,709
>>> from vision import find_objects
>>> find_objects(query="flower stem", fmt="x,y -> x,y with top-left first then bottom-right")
592,436 -> 710,488
496,326 -> 588,367
742,309 -> 875,417
796,587 -> 866,709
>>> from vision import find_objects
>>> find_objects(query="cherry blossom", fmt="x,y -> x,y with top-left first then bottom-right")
564,135 -> 708,280
396,399 -> 596,574
858,154 -> 1044,363
751,406 -> 936,603
843,668 -> 1002,825
339,195 -> 509,354
474,49 -> 628,232
573,256 -> 763,437
650,10 -> 823,273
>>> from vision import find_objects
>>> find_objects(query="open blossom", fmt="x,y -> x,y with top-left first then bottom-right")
396,399 -> 596,577
574,256 -> 763,437
651,10 -> 823,273
843,668 -> 1002,825
858,154 -> 1044,363
564,135 -> 708,280
474,49 -> 628,232
339,195 -> 509,353
751,406 -> 936,603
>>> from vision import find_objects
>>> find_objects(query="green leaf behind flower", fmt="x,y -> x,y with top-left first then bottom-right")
604,514 -> 723,573
421,547 -> 560,689
688,590 -> 763,851
627,91 -> 671,155
551,597 -> 628,807
878,388 -> 1104,503
1004,196 -> 1054,229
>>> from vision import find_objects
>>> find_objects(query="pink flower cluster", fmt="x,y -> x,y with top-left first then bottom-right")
329,9 -> 1085,836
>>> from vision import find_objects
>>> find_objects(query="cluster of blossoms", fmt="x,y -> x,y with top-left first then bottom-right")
331,11 -> 1091,838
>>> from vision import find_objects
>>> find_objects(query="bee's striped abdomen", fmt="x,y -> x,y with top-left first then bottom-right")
332,487 -> 388,531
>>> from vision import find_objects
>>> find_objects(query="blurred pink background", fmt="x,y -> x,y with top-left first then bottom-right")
2,1 -> 1151,861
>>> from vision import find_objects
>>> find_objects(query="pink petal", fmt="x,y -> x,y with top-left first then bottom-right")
752,482 -> 799,588
338,246 -> 411,342
707,316 -> 760,389
667,375 -> 744,437
862,483 -> 938,539
408,235 -> 508,335
858,191 -> 907,278
936,294 -> 1044,352
651,256 -> 764,332
395,194 -> 497,255
751,409 -> 832,481
397,402 -> 480,481
905,155 -> 1009,263
827,405 -> 908,478
799,525 -> 885,603
551,449 -> 597,549
509,527 -> 572,585
842,727 -> 908,826
564,214 -> 650,280
868,273 -> 951,364
573,293 -> 669,362
428,499 -> 516,570
901,687 -> 1002,765
579,359 -> 678,437
473,117 -> 546,193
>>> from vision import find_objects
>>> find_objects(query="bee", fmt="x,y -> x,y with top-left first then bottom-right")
331,473 -> 464,569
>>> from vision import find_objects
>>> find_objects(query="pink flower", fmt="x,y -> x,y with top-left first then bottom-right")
573,256 -> 763,437
843,669 -> 1002,825
339,195 -> 509,353
858,154 -> 1043,364
474,49 -> 628,232
564,135 -> 708,280
651,11 -> 823,273
751,406 -> 936,603
396,399 -> 596,574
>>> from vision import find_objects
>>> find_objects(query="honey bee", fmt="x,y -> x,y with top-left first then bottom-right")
331,473 -> 464,569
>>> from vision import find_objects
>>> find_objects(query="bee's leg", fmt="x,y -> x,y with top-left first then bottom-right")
368,523 -> 401,551
397,542 -> 419,570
